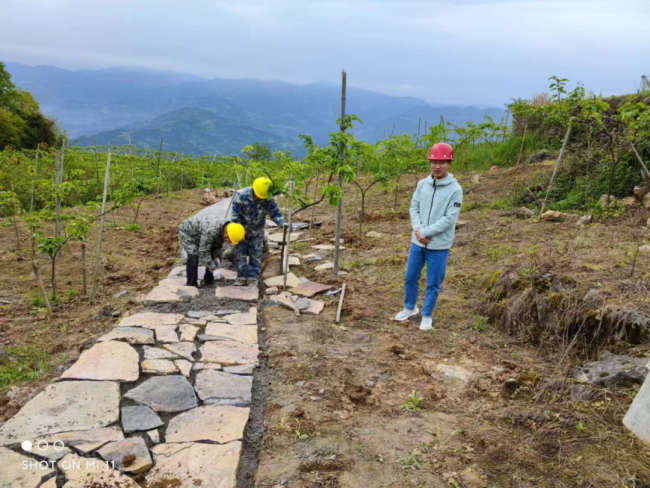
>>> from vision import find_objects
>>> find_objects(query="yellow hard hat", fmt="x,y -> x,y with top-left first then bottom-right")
253,177 -> 272,199
226,222 -> 245,245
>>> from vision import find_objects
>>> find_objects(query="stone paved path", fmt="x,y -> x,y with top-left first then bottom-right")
0,197 -> 260,488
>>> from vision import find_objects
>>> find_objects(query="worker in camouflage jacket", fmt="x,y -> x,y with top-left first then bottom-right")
178,215 -> 245,287
230,177 -> 289,287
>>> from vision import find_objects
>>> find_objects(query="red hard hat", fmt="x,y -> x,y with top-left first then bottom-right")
428,143 -> 454,161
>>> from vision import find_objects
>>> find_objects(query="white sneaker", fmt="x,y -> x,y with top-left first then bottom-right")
395,307 -> 419,321
419,316 -> 433,331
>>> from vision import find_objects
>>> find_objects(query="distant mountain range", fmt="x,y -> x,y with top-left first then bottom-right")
5,62 -> 506,155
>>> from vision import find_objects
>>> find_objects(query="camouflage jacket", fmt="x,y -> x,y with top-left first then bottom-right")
230,186 -> 286,236
178,214 -> 227,267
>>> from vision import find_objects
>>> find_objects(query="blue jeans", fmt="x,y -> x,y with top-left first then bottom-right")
404,243 -> 449,317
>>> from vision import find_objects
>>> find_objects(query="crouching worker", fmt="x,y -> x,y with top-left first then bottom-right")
395,143 -> 463,331
178,215 -> 245,287
230,177 -> 289,287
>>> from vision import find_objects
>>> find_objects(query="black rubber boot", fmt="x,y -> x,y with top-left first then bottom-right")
203,269 -> 215,285
186,254 -> 199,287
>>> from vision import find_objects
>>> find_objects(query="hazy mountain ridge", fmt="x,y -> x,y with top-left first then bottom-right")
6,62 -> 507,155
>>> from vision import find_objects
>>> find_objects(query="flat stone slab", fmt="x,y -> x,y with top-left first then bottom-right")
304,299 -> 325,315
264,273 -> 301,288
61,341 -> 139,382
143,282 -> 199,304
291,281 -> 335,298
0,447 -> 56,486
143,346 -> 179,360
98,436 -> 153,474
121,406 -> 164,433
119,312 -> 183,328
142,359 -> 178,375
216,285 -> 259,301
315,261 -> 334,271
124,375 -> 198,413
224,364 -> 255,375
97,326 -> 155,344
311,244 -> 346,250
200,341 -> 259,366
270,294 -> 300,312
222,307 -> 258,325
145,429 -> 160,445
268,231 -> 301,243
163,342 -> 197,361
166,405 -> 250,442
0,381 -> 120,445
204,323 -> 258,344
175,359 -> 193,377
155,325 -> 179,343
195,370 -> 253,406
34,426 -> 124,457
58,453 -> 138,487
193,362 -> 222,371
147,441 -> 241,488
179,324 -> 199,341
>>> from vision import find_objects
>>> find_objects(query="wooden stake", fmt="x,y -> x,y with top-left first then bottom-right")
336,283 -> 347,324
93,138 -> 100,193
539,123 -> 572,217
310,170 -> 320,229
32,261 -> 53,315
333,70 -> 346,278
89,150 -> 112,303
502,108 -> 510,141
59,139 -> 65,185
30,144 -> 39,214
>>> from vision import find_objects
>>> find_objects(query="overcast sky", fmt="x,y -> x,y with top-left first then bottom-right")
1,0 -> 649,106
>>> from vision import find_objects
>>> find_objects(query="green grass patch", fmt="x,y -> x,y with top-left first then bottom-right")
0,346 -> 53,388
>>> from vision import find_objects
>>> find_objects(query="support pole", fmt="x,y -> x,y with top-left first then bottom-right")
32,261 -> 52,315
30,144 -> 39,214
89,150 -> 112,303
283,176 -> 294,288
336,283 -> 347,324
333,70 -> 346,277
539,123 -> 572,217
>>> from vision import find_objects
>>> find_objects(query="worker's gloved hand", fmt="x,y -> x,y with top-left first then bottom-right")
213,269 -> 222,280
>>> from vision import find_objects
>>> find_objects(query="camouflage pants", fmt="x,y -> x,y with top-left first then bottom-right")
235,233 -> 267,279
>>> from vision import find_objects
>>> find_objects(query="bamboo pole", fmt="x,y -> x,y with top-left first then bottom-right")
310,170 -> 320,229
30,143 -> 39,214
629,140 -> 650,180
516,119 -> 529,166
335,283 -> 347,324
539,123 -> 572,217
93,138 -> 100,193
32,261 -> 52,315
283,177 -> 294,288
81,242 -> 87,296
89,150 -> 112,303
333,70 -> 346,277
55,151 -> 61,238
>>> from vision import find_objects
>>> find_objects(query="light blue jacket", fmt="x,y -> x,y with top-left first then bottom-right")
410,173 -> 463,250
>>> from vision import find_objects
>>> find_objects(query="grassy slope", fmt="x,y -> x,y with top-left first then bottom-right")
256,164 -> 650,487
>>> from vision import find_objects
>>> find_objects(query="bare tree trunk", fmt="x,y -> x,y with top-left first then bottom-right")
333,70 -> 346,278
81,243 -> 87,295
89,151 -> 112,304
516,119 -> 528,166
393,175 -> 399,210
352,158 -> 360,214
539,124 -> 572,217
128,136 -> 134,182
32,261 -> 52,315
9,182 -> 21,250
30,143 -> 39,214
502,108 -> 510,141
156,138 -> 163,197
59,139 -> 65,185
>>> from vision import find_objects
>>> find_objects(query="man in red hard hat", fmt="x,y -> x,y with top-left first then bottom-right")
395,142 -> 463,330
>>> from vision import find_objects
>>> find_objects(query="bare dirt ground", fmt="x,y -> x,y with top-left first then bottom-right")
255,165 -> 650,487
0,189 -> 204,422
